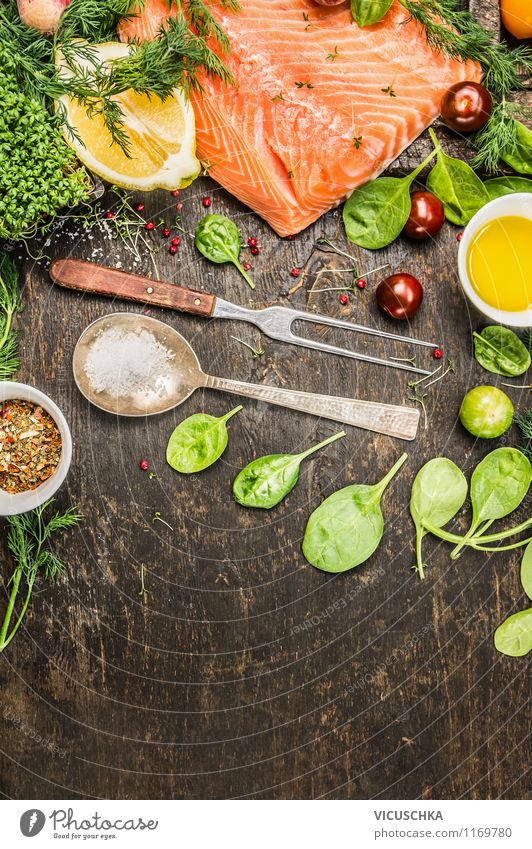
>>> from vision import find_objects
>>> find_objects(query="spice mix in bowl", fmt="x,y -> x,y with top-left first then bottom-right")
0,383 -> 72,516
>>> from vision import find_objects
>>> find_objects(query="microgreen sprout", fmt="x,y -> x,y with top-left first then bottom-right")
152,511 -> 173,530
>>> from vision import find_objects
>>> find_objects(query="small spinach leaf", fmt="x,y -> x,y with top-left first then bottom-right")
195,214 -> 254,288
484,176 -> 532,200
410,458 -> 468,579
501,121 -> 532,176
426,128 -> 490,226
473,326 -> 531,377
521,541 -> 532,602
351,0 -> 393,27
166,405 -> 242,474
302,453 -> 407,572
494,608 -> 532,657
343,149 -> 437,249
233,431 -> 345,509
452,448 -> 532,558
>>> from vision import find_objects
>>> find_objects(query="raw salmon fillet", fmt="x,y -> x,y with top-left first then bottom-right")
119,0 -> 481,235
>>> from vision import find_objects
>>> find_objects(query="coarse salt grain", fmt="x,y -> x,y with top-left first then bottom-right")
84,326 -> 175,397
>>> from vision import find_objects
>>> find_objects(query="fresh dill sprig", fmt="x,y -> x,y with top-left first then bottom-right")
398,0 -> 532,170
0,0 -> 239,155
514,411 -> 532,463
0,500 -> 82,652
0,252 -> 22,380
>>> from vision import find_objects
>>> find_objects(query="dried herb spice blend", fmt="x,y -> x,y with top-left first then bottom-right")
0,400 -> 61,493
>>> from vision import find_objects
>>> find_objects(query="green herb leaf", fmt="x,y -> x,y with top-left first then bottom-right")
426,129 -> 490,227
302,453 -> 407,573
351,0 -> 393,28
452,448 -> 532,559
0,499 -> 82,652
233,431 -> 345,509
473,326 -> 531,377
342,149 -> 437,249
410,458 -> 468,580
494,608 -> 532,657
501,121 -> 532,176
521,542 -> 532,602
484,176 -> 532,200
166,406 -> 242,474
195,214 -> 254,289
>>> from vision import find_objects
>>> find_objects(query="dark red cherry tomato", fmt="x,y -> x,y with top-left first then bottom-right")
376,274 -> 424,320
403,190 -> 445,240
441,82 -> 492,132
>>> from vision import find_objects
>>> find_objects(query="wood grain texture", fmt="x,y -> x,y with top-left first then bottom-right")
0,0 -> 530,801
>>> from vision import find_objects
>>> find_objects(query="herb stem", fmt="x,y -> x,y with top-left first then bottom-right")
297,431 -> 346,462
0,565 -> 23,651
376,452 -> 408,496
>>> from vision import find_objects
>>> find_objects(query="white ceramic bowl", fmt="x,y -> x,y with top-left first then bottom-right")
457,193 -> 532,328
0,382 -> 72,516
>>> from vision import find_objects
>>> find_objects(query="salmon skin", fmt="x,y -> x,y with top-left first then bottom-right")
119,0 -> 481,236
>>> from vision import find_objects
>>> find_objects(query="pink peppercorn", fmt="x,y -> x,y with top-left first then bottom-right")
356,279 -> 366,289
250,245 -> 259,256
169,245 -> 178,255
170,190 -> 180,197
139,459 -> 149,471
104,211 -> 114,219
145,221 -> 155,231
176,202 -> 183,210
134,202 -> 144,212
243,262 -> 252,272
171,236 -> 180,246
339,294 -> 349,306
202,197 -> 212,207
162,228 -> 171,238
457,233 -> 463,242
290,267 -> 300,278
433,348 -> 444,360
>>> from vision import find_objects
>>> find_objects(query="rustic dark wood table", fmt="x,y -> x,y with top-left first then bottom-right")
1,1 -> 530,802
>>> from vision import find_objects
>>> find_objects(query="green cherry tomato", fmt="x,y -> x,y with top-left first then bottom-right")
459,386 -> 514,439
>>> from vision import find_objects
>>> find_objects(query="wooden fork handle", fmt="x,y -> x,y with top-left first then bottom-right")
49,258 -> 216,318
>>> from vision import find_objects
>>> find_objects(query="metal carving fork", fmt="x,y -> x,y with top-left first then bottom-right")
50,259 -> 436,375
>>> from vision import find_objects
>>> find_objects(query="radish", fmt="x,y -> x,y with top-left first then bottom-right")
17,0 -> 70,33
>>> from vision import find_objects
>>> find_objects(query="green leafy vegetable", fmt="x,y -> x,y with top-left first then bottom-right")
426,129 -> 490,227
500,121 -> 532,176
343,149 -> 437,249
302,453 -> 407,573
351,0 -> 393,27
195,214 -> 254,288
520,542 -> 532,602
233,431 -> 345,509
484,176 -> 532,200
473,326 -> 531,377
410,458 -> 468,580
451,448 -> 532,559
166,406 -> 242,474
0,53 -> 92,242
0,252 -> 22,379
494,609 -> 532,657
0,499 -> 82,652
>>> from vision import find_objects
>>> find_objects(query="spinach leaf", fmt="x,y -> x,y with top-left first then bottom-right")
302,453 -> 407,573
501,121 -> 532,176
494,608 -> 532,657
521,541 -> 532,602
343,149 -> 437,249
473,326 -> 531,377
452,448 -> 532,558
426,128 -> 490,226
166,405 -> 242,474
233,431 -> 345,509
195,214 -> 254,288
410,458 -> 468,580
484,176 -> 532,200
351,0 -> 393,27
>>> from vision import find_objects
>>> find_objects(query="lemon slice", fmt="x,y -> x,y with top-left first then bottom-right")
57,41 -> 200,191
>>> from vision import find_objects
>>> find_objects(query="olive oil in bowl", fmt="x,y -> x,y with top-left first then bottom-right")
466,215 -> 532,313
